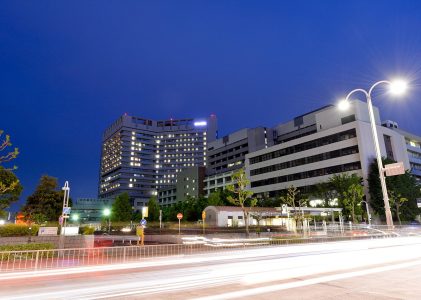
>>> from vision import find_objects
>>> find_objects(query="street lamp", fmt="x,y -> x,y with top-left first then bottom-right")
103,208 -> 111,233
71,213 -> 79,222
339,79 -> 408,229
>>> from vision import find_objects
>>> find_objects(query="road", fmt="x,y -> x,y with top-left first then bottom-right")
1,237 -> 421,299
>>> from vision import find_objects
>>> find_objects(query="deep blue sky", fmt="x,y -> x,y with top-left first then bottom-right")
1,1 -> 421,212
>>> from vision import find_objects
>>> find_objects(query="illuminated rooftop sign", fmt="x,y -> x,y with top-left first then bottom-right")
194,121 -> 207,127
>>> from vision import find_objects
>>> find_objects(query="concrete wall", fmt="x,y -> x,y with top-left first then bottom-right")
0,235 -> 94,249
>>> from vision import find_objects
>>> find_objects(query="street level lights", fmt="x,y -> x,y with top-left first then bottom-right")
339,79 -> 408,229
71,213 -> 79,223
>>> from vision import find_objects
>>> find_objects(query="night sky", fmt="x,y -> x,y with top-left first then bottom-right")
1,1 -> 421,212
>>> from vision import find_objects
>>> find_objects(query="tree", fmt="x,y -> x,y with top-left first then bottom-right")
389,191 -> 408,225
147,196 -> 160,222
329,173 -> 362,220
0,130 -> 21,213
280,185 -> 308,221
111,193 -> 132,222
0,167 -> 22,213
342,183 -> 364,223
22,175 -> 67,222
31,213 -> 48,225
311,182 -> 337,207
226,168 -> 257,236
368,158 -> 420,222
0,130 -> 19,167
207,191 -> 225,206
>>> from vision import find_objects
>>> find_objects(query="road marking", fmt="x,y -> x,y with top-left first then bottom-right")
193,259 -> 421,300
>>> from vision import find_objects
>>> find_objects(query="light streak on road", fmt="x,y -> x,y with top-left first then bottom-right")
195,259 -> 421,300
1,237 -> 421,300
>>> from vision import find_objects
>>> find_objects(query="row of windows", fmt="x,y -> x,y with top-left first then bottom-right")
250,146 -> 359,176
206,177 -> 232,187
249,129 -> 357,165
209,143 -> 248,159
410,163 -> 421,171
210,151 -> 248,165
408,150 -> 421,160
276,125 -> 317,144
250,162 -> 361,188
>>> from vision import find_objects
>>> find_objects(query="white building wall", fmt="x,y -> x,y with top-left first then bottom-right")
245,100 -> 411,197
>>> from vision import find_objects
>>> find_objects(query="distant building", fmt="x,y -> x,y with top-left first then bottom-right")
204,127 -> 274,195
99,114 -> 217,209
246,100 -> 411,199
72,198 -> 114,223
203,206 -> 283,227
158,166 -> 206,207
203,206 -> 342,228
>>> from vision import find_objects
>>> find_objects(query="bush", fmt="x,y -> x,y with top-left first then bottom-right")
0,243 -> 55,261
0,224 -> 40,237
81,226 -> 95,235
0,243 -> 55,252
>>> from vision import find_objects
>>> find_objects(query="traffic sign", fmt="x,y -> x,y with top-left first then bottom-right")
385,162 -> 405,177
62,207 -> 71,215
177,213 -> 183,220
202,211 -> 206,220
140,219 -> 147,226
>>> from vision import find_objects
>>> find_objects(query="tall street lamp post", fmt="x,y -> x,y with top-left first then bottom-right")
103,208 -> 111,233
61,181 -> 71,235
339,79 -> 408,229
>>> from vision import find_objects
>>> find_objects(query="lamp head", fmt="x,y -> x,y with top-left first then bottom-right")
338,99 -> 350,111
389,79 -> 408,96
103,208 -> 111,216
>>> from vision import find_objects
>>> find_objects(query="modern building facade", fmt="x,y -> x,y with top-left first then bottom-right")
71,198 -> 114,223
245,100 -> 410,199
204,127 -> 274,195
99,114 -> 217,209
158,166 -> 206,207
383,120 -> 421,184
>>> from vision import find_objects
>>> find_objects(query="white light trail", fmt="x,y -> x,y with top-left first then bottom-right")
2,237 -> 421,300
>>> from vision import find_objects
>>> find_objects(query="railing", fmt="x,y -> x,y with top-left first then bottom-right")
0,233 -> 399,273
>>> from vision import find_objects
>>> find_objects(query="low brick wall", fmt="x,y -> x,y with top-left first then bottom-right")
0,235 -> 94,249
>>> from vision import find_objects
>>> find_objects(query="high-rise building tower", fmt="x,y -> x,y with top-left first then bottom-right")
99,114 -> 217,209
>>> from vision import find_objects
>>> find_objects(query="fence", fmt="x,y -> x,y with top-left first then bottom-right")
0,233 -> 398,273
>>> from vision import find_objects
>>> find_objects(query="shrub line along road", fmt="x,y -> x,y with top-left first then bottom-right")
1,237 -> 421,299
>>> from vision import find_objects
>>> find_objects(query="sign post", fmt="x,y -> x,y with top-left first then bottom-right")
202,211 -> 206,235
159,210 -> 162,229
59,181 -> 70,249
61,182 -> 71,236
137,219 -> 147,246
177,213 -> 183,235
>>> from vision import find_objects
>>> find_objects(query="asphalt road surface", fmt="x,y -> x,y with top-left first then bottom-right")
1,237 -> 421,300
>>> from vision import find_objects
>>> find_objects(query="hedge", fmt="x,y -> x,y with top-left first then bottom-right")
0,243 -> 56,261
0,224 -> 40,237
81,226 -> 95,235
0,243 -> 55,252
